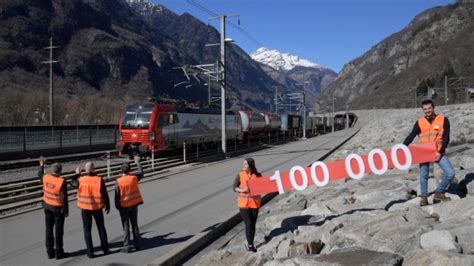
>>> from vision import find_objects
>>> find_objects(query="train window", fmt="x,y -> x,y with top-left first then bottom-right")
169,113 -> 179,124
122,110 -> 152,129
157,113 -> 169,127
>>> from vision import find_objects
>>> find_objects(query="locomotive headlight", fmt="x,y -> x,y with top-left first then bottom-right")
150,132 -> 155,141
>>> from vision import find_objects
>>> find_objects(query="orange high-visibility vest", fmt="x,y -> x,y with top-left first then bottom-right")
117,175 -> 143,207
43,174 -> 64,207
237,171 -> 261,209
417,114 -> 445,152
77,176 -> 104,210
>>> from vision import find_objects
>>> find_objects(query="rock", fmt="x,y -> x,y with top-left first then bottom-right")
436,220 -> 474,254
404,249 -> 474,265
270,193 -> 308,214
262,211 -> 301,232
288,240 -> 324,257
462,173 -> 474,195
301,202 -> 335,217
196,250 -> 234,265
274,239 -> 293,259
402,207 -> 438,227
309,247 -> 402,266
420,230 -> 462,253
424,195 -> 474,223
324,210 -> 430,255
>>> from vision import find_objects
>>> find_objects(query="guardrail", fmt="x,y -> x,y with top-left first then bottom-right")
0,125 -> 118,160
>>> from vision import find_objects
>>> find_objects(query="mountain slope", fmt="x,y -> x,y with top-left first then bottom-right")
0,0 -> 282,126
316,2 -> 474,111
129,1 -> 283,111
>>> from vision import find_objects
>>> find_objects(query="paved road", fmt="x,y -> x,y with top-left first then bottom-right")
0,128 -> 358,265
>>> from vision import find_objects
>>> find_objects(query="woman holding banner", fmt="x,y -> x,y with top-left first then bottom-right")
233,158 -> 262,252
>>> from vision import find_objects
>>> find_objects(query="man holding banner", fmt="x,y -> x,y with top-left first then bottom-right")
403,99 -> 455,206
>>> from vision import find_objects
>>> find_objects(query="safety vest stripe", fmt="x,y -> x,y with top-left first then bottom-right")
121,196 -> 143,203
121,191 -> 140,197
419,133 -> 440,137
78,195 -> 103,200
77,200 -> 104,205
238,195 -> 261,199
44,196 -> 61,203
44,190 -> 61,197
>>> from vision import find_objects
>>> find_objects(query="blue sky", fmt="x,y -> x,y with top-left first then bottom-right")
153,0 -> 455,72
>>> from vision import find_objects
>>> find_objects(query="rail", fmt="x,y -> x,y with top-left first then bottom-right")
0,131 -> 309,218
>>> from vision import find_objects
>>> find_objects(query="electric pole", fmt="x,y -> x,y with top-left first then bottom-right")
42,37 -> 59,126
302,74 -> 308,140
444,75 -> 448,106
220,15 -> 226,155
208,75 -> 211,105
332,93 -> 335,133
273,86 -> 279,113
207,14 -> 237,155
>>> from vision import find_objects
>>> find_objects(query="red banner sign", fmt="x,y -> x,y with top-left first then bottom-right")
248,142 -> 437,196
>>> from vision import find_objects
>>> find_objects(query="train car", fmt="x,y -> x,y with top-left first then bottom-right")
238,111 -> 266,138
261,112 -> 282,133
117,103 -> 241,155
334,112 -> 357,130
280,114 -> 302,132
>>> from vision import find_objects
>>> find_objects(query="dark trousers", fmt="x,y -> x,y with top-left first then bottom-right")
239,208 -> 259,246
81,209 -> 109,255
119,206 -> 141,250
44,209 -> 65,256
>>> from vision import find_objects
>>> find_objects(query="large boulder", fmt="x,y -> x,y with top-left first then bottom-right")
420,230 -> 462,253
404,249 -> 474,265
323,210 -> 430,255
267,247 -> 402,266
424,195 -> 474,223
436,220 -> 474,254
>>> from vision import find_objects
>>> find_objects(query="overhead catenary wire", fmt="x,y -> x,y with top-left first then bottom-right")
187,0 -> 263,48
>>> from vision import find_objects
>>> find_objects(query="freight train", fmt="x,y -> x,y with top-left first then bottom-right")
116,103 -> 356,156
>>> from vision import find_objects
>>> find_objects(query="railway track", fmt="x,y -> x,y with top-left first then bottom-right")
0,150 -> 119,172
0,133 -> 308,218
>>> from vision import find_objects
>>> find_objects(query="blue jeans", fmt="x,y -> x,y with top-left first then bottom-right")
419,155 -> 455,196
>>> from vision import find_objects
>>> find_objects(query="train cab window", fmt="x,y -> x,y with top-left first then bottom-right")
169,113 -> 178,124
122,108 -> 152,129
157,113 -> 178,127
157,113 -> 169,127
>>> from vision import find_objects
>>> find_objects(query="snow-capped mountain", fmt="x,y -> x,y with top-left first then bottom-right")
125,0 -> 163,15
251,47 -> 337,103
251,47 -> 326,72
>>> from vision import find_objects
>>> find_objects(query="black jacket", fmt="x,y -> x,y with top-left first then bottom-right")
71,173 -> 110,212
38,166 -> 69,216
115,164 -> 144,210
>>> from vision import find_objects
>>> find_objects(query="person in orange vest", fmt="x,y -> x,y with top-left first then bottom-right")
403,99 -> 455,206
232,158 -> 262,252
115,156 -> 144,253
38,156 -> 70,260
72,162 -> 110,258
